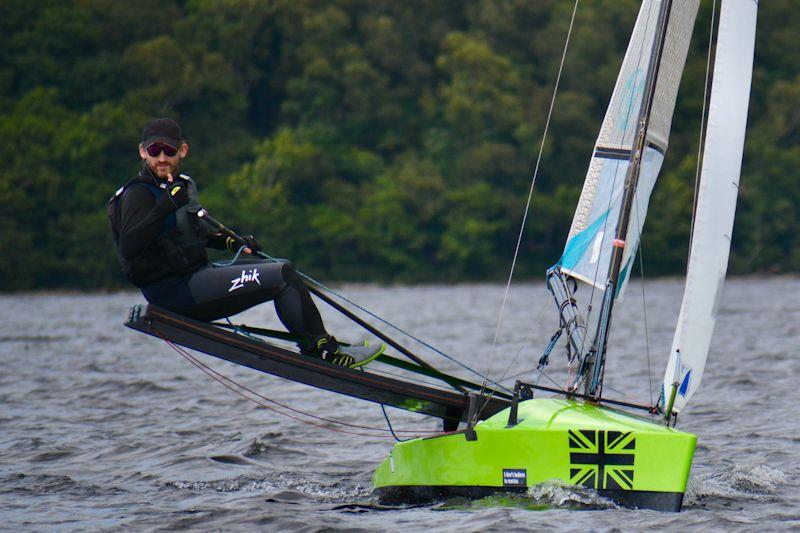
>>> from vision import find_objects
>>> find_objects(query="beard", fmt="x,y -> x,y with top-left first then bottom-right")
147,159 -> 180,179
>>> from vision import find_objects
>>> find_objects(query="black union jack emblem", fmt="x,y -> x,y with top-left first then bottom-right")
568,430 -> 635,490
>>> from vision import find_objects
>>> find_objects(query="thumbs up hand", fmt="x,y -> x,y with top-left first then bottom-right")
159,173 -> 189,210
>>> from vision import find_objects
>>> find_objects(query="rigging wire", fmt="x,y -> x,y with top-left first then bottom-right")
365,366 -> 458,390
688,0 -> 718,262
639,0 -> 717,410
593,0 -> 676,398
500,367 -> 540,384
577,0 -> 659,377
537,368 -> 568,391
198,207 -> 510,394
582,3 -> 655,336
220,317 -> 473,392
255,249 -> 509,393
492,0 -> 713,408
628,0 -> 663,403
500,365 -> 654,408
153,327 -> 446,438
588,0 -> 715,404
495,292 -> 552,384
597,383 -> 646,403
501,365 -> 567,389
637,227 -> 655,405
495,0 -> 658,399
479,0 -> 581,408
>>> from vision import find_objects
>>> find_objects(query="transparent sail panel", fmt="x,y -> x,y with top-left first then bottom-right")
561,146 -> 663,290
560,0 -> 699,298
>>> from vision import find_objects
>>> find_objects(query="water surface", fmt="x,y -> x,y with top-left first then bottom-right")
1,278 -> 797,530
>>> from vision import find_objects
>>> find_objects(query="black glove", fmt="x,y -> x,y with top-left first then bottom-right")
243,234 -> 262,253
159,182 -> 189,211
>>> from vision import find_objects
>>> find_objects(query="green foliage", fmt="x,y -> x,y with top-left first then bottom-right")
0,1 -> 797,290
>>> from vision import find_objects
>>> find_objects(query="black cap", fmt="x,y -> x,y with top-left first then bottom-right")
141,118 -> 183,147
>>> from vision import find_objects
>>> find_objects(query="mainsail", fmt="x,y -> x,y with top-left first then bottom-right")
560,0 -> 699,298
663,0 -> 758,413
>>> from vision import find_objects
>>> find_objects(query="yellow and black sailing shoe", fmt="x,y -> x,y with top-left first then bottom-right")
309,336 -> 385,368
332,341 -> 386,368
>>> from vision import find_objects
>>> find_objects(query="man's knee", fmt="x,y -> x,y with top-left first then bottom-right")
279,261 -> 300,285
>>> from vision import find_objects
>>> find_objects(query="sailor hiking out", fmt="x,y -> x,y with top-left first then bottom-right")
108,117 -> 384,368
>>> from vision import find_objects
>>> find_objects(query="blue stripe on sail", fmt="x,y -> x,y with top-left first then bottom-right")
678,369 -> 692,397
560,210 -> 611,270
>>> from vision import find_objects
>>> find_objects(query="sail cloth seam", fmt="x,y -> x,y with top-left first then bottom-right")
479,0 -> 580,410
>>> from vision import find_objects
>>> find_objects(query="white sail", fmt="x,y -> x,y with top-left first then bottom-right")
662,0 -> 758,413
560,0 -> 699,299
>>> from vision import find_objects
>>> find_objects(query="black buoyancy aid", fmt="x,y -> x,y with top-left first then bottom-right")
108,172 -> 209,286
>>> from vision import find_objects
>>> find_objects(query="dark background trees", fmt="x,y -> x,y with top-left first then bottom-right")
1,0 -> 797,290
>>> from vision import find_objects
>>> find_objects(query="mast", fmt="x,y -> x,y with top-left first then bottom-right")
583,0 -> 674,399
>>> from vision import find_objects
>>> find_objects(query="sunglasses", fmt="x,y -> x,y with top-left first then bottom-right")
144,143 -> 178,157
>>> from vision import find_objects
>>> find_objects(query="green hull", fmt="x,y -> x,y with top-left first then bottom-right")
373,398 -> 696,511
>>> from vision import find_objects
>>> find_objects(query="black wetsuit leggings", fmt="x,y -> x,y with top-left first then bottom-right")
141,259 -> 325,340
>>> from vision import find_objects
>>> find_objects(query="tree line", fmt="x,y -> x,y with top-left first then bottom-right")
1,0 -> 798,290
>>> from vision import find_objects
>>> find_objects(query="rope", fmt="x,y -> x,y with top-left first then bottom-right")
220,320 -> 486,394
212,245 -> 247,267
480,0 -> 581,408
538,368 -> 567,391
501,367 -> 538,384
636,225 -> 654,405
366,365 -> 457,390
614,0 -> 718,407
688,0 -> 717,262
250,250 -> 508,392
224,318 -> 262,342
503,365 -> 653,408
198,209 -> 509,393
381,405 -> 414,442
495,286 -> 554,386
153,327 -> 446,438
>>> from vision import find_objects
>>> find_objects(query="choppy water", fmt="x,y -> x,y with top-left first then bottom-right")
1,278 -> 798,531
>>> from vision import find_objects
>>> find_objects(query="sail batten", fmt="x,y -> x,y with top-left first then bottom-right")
663,0 -> 758,413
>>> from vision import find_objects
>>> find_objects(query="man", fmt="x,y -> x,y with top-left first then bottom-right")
109,118 -> 383,367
